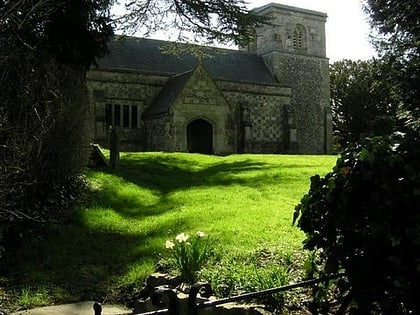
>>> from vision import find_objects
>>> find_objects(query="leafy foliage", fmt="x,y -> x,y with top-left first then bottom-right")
0,0 -> 113,254
117,0 -> 268,46
363,0 -> 420,131
363,0 -> 419,45
294,132 -> 420,313
0,0 -> 114,67
0,52 -> 90,253
330,59 -> 399,149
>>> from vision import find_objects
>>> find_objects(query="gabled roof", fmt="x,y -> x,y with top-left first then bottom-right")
97,37 -> 279,85
142,70 -> 193,119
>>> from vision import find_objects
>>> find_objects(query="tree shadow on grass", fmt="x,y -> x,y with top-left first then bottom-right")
85,153 -> 317,221
101,153 -> 280,194
85,177 -> 186,219
84,154 -> 283,220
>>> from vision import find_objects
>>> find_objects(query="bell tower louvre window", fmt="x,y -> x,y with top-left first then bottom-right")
292,24 -> 307,51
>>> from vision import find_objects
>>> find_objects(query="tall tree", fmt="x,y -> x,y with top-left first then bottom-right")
330,59 -> 398,149
363,0 -> 420,131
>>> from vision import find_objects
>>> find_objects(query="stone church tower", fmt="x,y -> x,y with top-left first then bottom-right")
247,3 -> 332,153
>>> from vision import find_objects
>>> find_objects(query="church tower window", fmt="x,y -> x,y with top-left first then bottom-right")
292,24 -> 307,51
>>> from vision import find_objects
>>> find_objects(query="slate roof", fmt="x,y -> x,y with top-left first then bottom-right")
97,37 -> 279,85
142,70 -> 193,119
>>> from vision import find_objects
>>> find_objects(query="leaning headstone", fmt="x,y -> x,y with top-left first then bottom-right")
88,144 -> 108,168
109,126 -> 120,169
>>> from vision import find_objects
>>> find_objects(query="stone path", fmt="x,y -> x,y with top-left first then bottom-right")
11,301 -> 131,315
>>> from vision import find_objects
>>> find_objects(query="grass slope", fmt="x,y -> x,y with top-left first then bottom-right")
2,153 -> 336,309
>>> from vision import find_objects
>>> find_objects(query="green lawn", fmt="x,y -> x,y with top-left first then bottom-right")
3,152 -> 336,310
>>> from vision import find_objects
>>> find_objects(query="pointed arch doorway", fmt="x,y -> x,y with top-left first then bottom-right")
187,119 -> 213,154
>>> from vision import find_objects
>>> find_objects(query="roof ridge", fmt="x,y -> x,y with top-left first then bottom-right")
98,36 -> 279,85
111,35 -> 259,57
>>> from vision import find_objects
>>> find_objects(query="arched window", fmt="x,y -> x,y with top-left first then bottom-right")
292,24 -> 307,51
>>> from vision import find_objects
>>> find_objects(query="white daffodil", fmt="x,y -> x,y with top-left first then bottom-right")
175,232 -> 189,243
165,240 -> 175,249
196,231 -> 205,237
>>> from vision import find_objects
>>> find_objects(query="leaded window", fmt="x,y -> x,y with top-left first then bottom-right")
105,104 -> 140,129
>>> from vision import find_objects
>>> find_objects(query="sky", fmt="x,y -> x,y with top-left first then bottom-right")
112,0 -> 377,62
247,0 -> 377,61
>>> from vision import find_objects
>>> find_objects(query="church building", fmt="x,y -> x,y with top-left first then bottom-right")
87,3 -> 332,154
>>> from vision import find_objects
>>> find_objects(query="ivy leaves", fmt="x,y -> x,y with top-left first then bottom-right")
294,132 -> 420,313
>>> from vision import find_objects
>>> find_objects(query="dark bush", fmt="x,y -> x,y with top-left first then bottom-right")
0,51 -> 91,255
294,132 -> 420,314
1,0 -> 113,257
